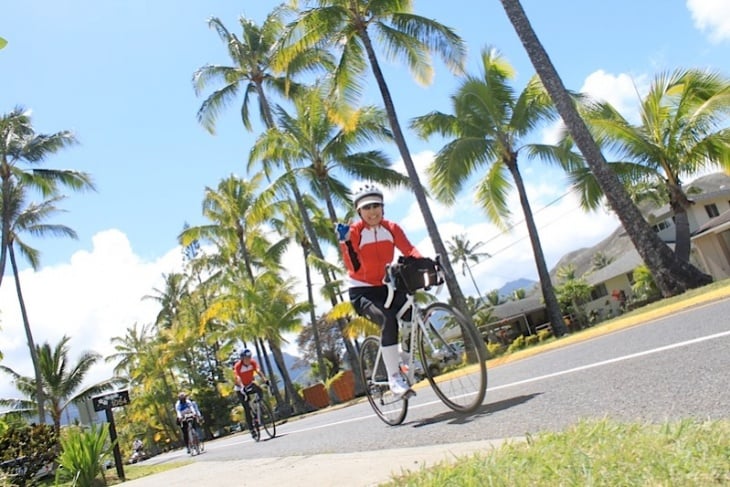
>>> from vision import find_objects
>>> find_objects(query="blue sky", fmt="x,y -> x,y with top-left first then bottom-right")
0,0 -> 728,399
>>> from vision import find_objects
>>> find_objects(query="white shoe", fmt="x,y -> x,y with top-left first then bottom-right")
389,373 -> 410,397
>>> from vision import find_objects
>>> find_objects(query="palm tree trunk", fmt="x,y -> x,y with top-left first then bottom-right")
465,264 -> 484,301
508,161 -> 567,336
303,244 -> 328,382
358,31 -> 473,322
499,0 -> 711,296
9,244 -> 46,423
268,341 -> 311,414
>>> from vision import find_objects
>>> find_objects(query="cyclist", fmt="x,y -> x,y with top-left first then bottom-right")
336,184 -> 421,397
233,349 -> 270,438
174,392 -> 202,454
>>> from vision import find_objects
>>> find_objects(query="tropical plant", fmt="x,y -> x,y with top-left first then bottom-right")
631,264 -> 660,301
0,37 -> 6,50
563,68 -> 730,263
0,422 -> 57,486
0,336 -> 116,435
282,0 -> 474,317
590,251 -> 614,271
554,264 -> 592,327
0,107 -> 94,423
498,0 -> 712,295
446,234 -> 490,301
411,47 -> 566,336
54,423 -> 113,487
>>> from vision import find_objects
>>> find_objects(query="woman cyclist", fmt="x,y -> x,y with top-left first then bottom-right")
233,349 -> 270,438
336,184 -> 422,398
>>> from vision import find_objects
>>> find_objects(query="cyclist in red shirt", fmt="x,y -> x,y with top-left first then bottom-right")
337,184 -> 421,398
233,349 -> 270,438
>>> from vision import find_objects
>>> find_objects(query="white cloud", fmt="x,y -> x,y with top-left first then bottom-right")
580,70 -> 649,122
0,229 -> 184,400
687,0 -> 730,43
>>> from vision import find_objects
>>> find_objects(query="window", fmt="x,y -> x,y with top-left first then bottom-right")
705,204 -> 719,218
590,283 -> 608,301
652,220 -> 671,232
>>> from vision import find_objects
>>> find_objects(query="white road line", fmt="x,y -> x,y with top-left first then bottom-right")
487,329 -> 730,393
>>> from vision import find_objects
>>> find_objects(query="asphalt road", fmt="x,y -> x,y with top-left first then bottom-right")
143,295 -> 729,467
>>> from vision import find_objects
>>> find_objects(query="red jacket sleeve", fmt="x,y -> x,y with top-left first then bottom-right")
388,221 -> 422,258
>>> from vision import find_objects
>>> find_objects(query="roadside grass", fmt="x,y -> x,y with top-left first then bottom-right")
383,418 -> 730,486
44,461 -> 191,486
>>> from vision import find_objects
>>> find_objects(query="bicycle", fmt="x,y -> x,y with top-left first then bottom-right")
359,255 -> 488,425
182,412 -> 203,455
244,383 -> 276,442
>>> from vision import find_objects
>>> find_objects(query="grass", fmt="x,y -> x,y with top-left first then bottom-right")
382,418 -> 730,486
44,461 -> 191,486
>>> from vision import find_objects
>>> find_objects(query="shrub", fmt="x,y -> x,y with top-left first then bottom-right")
54,424 -> 114,487
0,422 -> 58,486
507,335 -> 526,354
537,329 -> 553,342
486,342 -> 505,358
525,335 -> 539,347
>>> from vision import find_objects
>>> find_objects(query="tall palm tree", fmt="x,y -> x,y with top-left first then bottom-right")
498,0 -> 712,296
0,107 -> 94,423
0,336 -> 115,435
562,68 -> 730,263
411,47 -> 566,336
282,0 -> 474,317
446,234 -> 490,302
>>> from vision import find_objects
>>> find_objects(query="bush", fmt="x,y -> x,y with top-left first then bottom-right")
54,424 -> 114,487
0,422 -> 58,486
537,329 -> 553,342
525,335 -> 539,347
507,335 -> 526,354
486,342 -> 505,358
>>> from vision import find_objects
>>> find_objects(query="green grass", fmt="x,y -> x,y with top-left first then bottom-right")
44,461 -> 192,486
382,418 -> 730,486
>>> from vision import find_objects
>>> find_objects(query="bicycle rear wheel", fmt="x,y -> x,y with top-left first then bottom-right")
417,302 -> 487,413
259,400 -> 276,439
359,336 -> 408,426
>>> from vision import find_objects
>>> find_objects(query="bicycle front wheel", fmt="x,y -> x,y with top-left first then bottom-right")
188,426 -> 200,455
417,303 -> 487,413
259,401 -> 276,439
359,336 -> 408,426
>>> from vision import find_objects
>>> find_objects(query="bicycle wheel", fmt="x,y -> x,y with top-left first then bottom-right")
359,336 -> 408,426
259,400 -> 276,439
417,302 -> 487,413
188,425 -> 200,455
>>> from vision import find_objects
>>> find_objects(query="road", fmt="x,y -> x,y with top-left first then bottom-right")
145,296 -> 730,465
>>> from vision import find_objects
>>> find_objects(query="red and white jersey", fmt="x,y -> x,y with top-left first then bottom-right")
340,219 -> 421,287
233,358 -> 258,386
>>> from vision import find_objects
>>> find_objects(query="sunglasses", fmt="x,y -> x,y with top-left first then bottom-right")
361,203 -> 382,210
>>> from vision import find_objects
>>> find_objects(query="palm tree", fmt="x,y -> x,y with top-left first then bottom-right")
563,68 -> 730,263
0,107 -> 94,423
0,336 -> 115,435
498,0 -> 712,295
411,47 -> 566,336
249,83 -> 408,224
446,234 -> 490,301
282,0 -> 474,317
590,251 -> 614,271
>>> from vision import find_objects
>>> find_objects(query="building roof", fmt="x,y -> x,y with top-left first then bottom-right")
490,296 -> 545,320
692,208 -> 730,238
583,249 -> 644,286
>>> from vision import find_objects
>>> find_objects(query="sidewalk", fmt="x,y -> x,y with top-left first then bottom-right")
121,438 -> 514,487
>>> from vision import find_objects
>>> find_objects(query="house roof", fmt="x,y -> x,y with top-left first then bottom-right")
648,172 -> 730,220
490,296 -> 545,320
692,208 -> 730,238
583,249 -> 644,286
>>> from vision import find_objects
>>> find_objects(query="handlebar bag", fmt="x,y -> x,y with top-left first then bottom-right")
393,256 -> 443,293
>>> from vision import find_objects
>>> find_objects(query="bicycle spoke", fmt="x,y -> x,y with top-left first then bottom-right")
359,336 -> 408,426
418,303 -> 488,413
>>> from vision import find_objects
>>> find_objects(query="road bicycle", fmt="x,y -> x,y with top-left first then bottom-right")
359,255 -> 488,425
182,412 -> 203,455
245,383 -> 276,442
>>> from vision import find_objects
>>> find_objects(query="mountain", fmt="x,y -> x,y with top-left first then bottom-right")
499,278 -> 537,298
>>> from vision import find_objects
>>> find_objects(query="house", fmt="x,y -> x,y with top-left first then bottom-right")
491,172 -> 730,335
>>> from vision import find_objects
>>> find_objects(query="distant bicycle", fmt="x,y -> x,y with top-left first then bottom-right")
182,412 -> 203,455
245,383 -> 276,442
359,255 -> 488,425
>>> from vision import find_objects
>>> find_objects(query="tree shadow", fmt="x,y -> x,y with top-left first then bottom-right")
410,392 -> 542,428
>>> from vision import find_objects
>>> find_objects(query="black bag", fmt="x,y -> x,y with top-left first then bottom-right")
392,256 -> 443,293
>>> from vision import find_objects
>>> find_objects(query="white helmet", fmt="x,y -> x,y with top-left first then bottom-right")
353,184 -> 384,210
